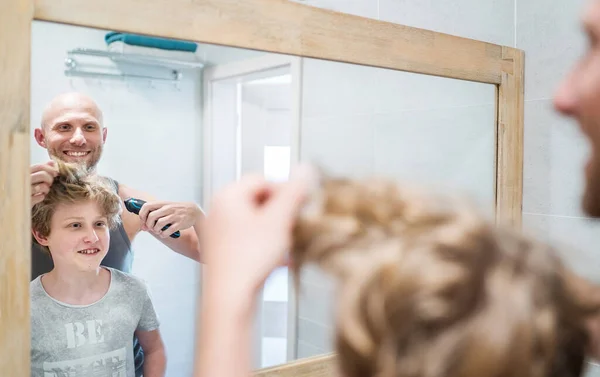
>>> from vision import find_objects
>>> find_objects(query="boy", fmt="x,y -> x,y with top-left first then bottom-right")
30,161 -> 166,377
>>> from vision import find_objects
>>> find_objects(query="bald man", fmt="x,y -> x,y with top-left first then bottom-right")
30,92 -> 204,376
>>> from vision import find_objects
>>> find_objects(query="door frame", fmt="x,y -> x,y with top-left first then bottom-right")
200,53 -> 303,363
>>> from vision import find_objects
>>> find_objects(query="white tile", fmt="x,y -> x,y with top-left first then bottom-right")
146,283 -> 198,377
261,338 -> 288,368
300,264 -> 336,289
372,69 -> 496,115
522,213 -> 600,284
262,302 -> 288,338
297,340 -> 326,359
298,280 -> 336,328
301,58 -> 495,120
523,100 -> 591,217
263,267 -> 289,302
131,231 -> 201,286
379,0 -> 514,46
516,0 -> 588,100
585,362 -> 600,377
300,113 -> 374,178
372,105 -> 496,210
302,58 -> 379,119
298,317 -> 334,351
290,0 -> 378,19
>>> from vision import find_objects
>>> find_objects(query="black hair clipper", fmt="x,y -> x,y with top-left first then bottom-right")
124,198 -> 181,239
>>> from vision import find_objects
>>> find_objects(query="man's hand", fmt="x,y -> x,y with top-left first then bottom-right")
138,201 -> 203,238
30,161 -> 58,207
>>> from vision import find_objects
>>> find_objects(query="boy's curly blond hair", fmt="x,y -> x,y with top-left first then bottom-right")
31,161 -> 122,254
291,175 -> 600,377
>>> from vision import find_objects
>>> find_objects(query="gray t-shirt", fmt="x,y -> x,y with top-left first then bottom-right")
30,267 -> 160,377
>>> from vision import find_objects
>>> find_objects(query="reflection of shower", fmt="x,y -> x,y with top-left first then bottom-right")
64,47 -> 203,83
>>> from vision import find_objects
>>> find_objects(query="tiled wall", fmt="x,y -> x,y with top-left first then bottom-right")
293,1 -> 600,375
293,0 -> 513,358
518,0 -> 600,281
517,1 -> 600,373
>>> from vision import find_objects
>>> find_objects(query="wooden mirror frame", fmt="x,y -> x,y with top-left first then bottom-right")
1,0 -> 524,375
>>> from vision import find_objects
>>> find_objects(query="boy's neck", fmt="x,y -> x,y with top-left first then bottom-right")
42,267 -> 111,305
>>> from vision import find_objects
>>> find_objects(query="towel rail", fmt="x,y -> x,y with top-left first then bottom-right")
63,50 -> 193,84
68,48 -> 205,69
64,67 -> 182,82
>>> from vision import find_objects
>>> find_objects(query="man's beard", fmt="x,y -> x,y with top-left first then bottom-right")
49,147 -> 102,171
583,156 -> 600,218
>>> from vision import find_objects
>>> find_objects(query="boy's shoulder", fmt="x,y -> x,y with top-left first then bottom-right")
106,267 -> 150,294
29,277 -> 47,304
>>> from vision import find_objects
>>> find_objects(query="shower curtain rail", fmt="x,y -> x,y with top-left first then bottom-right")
67,48 -> 205,69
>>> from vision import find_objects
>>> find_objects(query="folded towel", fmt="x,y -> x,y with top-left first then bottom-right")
105,32 -> 197,53
107,41 -> 200,62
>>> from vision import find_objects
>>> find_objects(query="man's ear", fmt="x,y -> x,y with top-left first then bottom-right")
102,127 -> 107,143
32,229 -> 50,247
34,128 -> 47,148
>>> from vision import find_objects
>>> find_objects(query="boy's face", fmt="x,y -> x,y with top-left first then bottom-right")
34,200 -> 110,272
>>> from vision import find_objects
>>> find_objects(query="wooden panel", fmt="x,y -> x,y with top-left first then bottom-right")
0,0 -> 32,375
496,47 -> 525,228
33,0 -> 512,85
254,354 -> 336,377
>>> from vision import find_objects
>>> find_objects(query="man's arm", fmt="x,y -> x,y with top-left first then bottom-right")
118,183 -> 204,263
136,329 -> 166,377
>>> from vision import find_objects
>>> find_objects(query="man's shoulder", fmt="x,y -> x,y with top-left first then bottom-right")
95,174 -> 119,193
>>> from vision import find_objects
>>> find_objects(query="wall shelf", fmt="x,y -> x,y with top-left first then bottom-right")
63,47 -> 204,83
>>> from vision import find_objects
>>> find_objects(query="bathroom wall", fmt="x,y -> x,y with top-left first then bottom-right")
293,2 -> 600,376
31,21 -> 203,377
516,1 -> 600,374
291,0 -> 512,359
517,0 -> 600,278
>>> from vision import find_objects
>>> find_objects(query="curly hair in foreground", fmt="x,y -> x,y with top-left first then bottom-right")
31,160 -> 122,254
291,175 -> 600,377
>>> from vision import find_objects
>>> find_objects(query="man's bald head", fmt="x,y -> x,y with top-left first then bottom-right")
35,92 -> 107,170
41,92 -> 104,130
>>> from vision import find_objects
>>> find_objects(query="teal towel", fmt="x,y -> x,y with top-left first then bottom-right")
105,32 -> 197,53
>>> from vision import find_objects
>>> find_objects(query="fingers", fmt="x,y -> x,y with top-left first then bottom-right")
145,206 -> 170,229
31,172 -> 52,189
31,192 -> 47,206
139,202 -> 165,225
30,162 -> 58,207
31,161 -> 58,178
265,164 -> 315,223
140,205 -> 176,237
153,214 -> 176,234
31,182 -> 51,197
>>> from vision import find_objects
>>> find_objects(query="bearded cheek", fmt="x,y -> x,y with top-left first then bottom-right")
585,161 -> 600,217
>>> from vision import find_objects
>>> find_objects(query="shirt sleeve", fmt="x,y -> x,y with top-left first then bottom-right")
137,283 -> 160,332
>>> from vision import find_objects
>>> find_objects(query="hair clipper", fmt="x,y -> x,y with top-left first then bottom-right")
124,198 -> 181,239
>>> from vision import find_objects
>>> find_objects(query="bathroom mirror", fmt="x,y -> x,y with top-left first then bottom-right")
2,1 -> 524,376
30,20 -> 299,377
30,19 -> 497,376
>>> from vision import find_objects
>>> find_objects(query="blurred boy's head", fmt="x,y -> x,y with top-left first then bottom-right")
32,161 -> 121,273
292,176 -> 600,377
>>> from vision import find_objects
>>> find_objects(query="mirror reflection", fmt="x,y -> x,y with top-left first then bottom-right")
295,57 -> 496,360
29,20 -> 496,377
